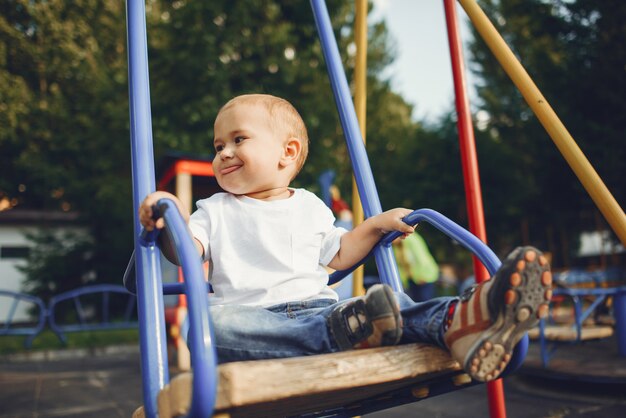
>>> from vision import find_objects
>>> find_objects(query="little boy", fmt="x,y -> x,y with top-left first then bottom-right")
140,94 -> 552,382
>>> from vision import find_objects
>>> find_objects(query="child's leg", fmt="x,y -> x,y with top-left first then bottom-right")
205,290 -> 403,363
444,246 -> 551,382
207,300 -> 337,363
396,291 -> 455,348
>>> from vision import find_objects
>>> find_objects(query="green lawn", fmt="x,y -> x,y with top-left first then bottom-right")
0,328 -> 140,355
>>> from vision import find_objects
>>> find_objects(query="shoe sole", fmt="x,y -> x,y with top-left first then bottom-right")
466,247 -> 552,381
366,284 -> 403,346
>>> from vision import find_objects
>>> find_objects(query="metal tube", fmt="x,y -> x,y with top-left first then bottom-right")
444,2 -> 506,417
158,199 -> 217,418
352,0 -> 368,297
125,1 -> 169,416
310,0 -> 403,292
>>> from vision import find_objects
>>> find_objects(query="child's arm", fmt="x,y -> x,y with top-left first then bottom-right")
139,191 -> 204,264
328,208 -> 415,271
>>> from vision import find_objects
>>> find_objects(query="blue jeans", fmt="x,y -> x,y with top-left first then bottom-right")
199,293 -> 456,364
405,281 -> 437,302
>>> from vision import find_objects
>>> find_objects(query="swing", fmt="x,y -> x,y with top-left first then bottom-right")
125,1 -> 530,416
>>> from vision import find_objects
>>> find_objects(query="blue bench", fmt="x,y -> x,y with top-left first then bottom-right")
529,283 -> 626,366
48,284 -> 137,344
0,285 -> 137,348
0,290 -> 47,348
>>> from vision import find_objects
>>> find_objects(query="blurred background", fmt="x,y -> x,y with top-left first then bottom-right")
1,0 -> 624,312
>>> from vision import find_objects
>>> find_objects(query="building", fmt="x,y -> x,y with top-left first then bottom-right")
0,210 -> 84,322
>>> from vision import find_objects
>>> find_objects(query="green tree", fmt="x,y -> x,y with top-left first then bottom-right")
0,0 -> 133,289
467,0 -> 626,265
1,1 -> 422,295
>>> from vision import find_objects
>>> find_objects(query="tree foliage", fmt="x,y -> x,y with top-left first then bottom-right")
1,0 -> 420,293
1,0 -> 624,297
0,0 -> 133,287
466,0 -> 626,265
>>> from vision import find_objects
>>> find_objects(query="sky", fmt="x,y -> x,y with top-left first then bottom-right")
370,0 -> 475,123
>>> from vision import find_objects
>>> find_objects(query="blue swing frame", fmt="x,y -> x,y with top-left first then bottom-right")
125,0 -> 529,416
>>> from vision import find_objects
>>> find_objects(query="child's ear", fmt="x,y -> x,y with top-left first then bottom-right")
280,137 -> 301,168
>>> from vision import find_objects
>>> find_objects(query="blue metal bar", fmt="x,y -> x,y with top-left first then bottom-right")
580,295 -> 607,324
152,198 -> 217,418
163,282 -> 211,295
4,298 -> 18,330
124,295 -> 137,321
573,297 -> 584,342
310,0 -> 403,292
553,286 -> 626,297
73,297 -> 86,326
310,0 -> 533,387
123,251 -> 137,293
49,284 -> 134,300
47,284 -> 138,344
538,318 -> 550,366
616,290 -> 626,356
329,209 -> 500,285
125,1 -> 169,416
103,291 -> 110,324
0,290 -> 47,347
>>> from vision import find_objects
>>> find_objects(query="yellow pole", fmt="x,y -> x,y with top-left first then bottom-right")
458,0 -> 626,246
352,0 -> 367,296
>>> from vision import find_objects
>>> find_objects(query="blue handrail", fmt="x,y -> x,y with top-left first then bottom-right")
310,0 -> 403,293
329,208 -> 500,285
143,198 -> 218,418
126,0 -> 169,416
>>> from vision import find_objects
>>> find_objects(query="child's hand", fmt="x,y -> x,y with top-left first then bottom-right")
139,191 -> 184,231
376,208 -> 415,238
329,207 -> 416,271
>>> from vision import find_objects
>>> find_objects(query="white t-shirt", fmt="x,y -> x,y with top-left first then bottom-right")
188,188 -> 347,307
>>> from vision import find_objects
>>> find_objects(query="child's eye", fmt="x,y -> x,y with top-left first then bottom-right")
214,144 -> 224,152
234,136 -> 246,144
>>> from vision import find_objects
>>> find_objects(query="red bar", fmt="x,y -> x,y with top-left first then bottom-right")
444,1 -> 506,417
158,159 -> 214,190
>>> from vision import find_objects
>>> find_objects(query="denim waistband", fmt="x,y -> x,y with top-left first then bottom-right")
265,298 -> 337,313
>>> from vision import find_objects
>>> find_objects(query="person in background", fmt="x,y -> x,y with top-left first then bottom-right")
392,232 -> 439,301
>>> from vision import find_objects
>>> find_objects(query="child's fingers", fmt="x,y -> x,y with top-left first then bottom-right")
399,220 -> 415,234
139,202 -> 160,230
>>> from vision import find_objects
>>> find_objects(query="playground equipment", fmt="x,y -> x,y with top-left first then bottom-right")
527,267 -> 626,366
125,0 -> 625,417
530,285 -> 625,366
0,285 -> 137,347
156,153 -> 217,370
125,1 -> 529,417
0,290 -> 47,348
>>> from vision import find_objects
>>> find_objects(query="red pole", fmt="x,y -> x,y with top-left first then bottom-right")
443,1 -> 507,418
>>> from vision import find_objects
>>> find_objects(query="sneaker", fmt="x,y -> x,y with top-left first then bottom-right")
444,246 -> 552,382
329,284 -> 403,350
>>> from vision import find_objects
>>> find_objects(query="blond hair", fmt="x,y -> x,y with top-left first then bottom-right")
218,94 -> 309,178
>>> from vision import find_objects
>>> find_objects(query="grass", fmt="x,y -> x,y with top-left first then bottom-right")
0,328 -> 140,356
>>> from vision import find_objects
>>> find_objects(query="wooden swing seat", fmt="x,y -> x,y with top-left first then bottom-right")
133,343 -> 466,418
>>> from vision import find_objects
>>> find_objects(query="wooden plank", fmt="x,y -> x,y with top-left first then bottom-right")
528,325 -> 613,342
161,343 -> 462,418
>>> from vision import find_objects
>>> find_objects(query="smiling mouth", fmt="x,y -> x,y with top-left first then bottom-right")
220,165 -> 242,175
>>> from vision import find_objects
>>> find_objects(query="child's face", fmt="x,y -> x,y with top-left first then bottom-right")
213,103 -> 290,196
